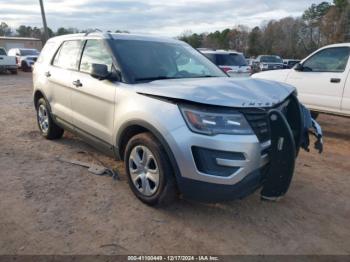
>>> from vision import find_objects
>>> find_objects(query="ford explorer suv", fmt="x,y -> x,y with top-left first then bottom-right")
8,48 -> 40,72
253,44 -> 350,118
201,50 -> 251,77
0,47 -> 17,74
33,33 -> 323,206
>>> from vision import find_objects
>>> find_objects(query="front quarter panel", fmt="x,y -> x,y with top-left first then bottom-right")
113,85 -> 186,148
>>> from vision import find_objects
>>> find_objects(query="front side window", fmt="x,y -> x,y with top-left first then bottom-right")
111,40 -> 226,83
0,49 -> 6,55
303,47 -> 350,72
80,40 -> 113,74
53,40 -> 82,70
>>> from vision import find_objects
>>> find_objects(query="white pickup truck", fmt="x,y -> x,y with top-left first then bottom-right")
253,43 -> 350,118
0,47 -> 17,74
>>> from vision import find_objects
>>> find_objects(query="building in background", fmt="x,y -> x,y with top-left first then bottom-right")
0,37 -> 42,52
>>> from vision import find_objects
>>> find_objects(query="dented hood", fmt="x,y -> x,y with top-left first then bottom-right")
133,77 -> 295,108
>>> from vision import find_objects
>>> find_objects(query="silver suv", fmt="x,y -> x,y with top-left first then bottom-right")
33,33 -> 322,206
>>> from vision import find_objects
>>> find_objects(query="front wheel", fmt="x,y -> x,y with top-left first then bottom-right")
36,98 -> 64,139
124,132 -> 177,206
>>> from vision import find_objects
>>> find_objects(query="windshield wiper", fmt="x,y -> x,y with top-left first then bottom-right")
135,76 -> 178,82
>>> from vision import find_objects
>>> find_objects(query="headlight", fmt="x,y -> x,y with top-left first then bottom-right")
179,105 -> 254,135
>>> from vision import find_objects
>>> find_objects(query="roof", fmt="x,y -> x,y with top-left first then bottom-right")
48,32 -> 182,44
0,37 -> 41,41
201,50 -> 241,55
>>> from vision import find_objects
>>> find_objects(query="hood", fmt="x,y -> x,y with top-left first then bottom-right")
133,77 -> 295,108
252,69 -> 292,83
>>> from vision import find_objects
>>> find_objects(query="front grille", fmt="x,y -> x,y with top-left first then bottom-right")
242,109 -> 270,143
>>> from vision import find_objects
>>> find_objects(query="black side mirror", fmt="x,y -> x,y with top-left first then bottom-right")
294,62 -> 303,71
90,63 -> 110,80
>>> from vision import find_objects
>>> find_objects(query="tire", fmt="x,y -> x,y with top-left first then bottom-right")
311,111 -> 319,119
22,61 -> 30,72
10,69 -> 18,75
36,98 -> 64,140
124,132 -> 177,206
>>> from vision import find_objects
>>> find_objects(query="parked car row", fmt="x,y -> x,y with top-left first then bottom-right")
0,47 -> 40,73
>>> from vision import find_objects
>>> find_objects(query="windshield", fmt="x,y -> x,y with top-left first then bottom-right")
111,40 -> 226,83
216,53 -> 247,66
260,56 -> 282,63
21,49 -> 39,56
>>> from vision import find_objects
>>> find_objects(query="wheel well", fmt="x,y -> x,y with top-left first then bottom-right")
21,60 -> 27,67
118,125 -> 148,160
34,90 -> 44,109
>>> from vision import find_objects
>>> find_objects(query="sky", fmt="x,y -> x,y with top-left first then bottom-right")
0,0 -> 328,36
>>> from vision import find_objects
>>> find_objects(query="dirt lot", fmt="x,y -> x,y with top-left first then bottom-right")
0,71 -> 349,255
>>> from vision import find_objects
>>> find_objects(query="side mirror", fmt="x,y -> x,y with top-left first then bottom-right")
294,62 -> 303,71
90,63 -> 110,80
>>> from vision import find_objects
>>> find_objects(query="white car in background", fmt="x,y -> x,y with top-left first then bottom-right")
8,48 -> 40,72
253,43 -> 350,118
201,50 -> 251,77
0,47 -> 17,74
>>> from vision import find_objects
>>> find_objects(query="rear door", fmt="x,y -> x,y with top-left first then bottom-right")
70,39 -> 116,144
47,40 -> 83,124
286,47 -> 350,113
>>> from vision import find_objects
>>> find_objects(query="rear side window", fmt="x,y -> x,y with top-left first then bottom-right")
53,40 -> 82,70
37,42 -> 54,64
216,54 -> 247,66
80,40 -> 113,73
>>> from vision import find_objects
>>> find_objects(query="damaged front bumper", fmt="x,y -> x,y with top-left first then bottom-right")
172,95 -> 323,202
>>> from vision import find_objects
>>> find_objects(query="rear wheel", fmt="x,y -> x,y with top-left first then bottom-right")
36,98 -> 64,139
124,132 -> 177,206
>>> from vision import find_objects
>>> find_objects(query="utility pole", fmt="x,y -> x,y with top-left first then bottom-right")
39,0 -> 49,43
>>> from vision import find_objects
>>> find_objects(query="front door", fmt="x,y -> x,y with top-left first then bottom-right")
70,39 -> 116,144
286,46 -> 350,113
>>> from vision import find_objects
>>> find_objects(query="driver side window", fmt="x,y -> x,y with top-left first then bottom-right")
80,40 -> 113,74
303,47 -> 350,72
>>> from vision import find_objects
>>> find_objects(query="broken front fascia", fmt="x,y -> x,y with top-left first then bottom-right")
260,101 -> 323,200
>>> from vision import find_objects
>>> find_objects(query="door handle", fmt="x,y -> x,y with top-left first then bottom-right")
45,71 -> 51,77
72,80 -> 82,87
330,78 -> 341,83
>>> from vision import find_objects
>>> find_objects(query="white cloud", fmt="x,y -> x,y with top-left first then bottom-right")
0,0 -> 328,36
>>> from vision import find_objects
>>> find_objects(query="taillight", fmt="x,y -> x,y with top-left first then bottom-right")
221,67 -> 231,73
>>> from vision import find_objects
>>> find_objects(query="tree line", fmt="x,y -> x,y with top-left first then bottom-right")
179,0 -> 350,58
0,22 -> 129,43
0,0 -> 349,59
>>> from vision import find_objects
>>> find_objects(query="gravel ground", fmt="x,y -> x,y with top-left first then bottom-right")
0,71 -> 349,255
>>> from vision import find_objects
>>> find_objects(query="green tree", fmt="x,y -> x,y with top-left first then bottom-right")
0,22 -> 11,36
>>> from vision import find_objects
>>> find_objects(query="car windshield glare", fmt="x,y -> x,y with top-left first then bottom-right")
260,56 -> 282,63
111,40 -> 226,83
